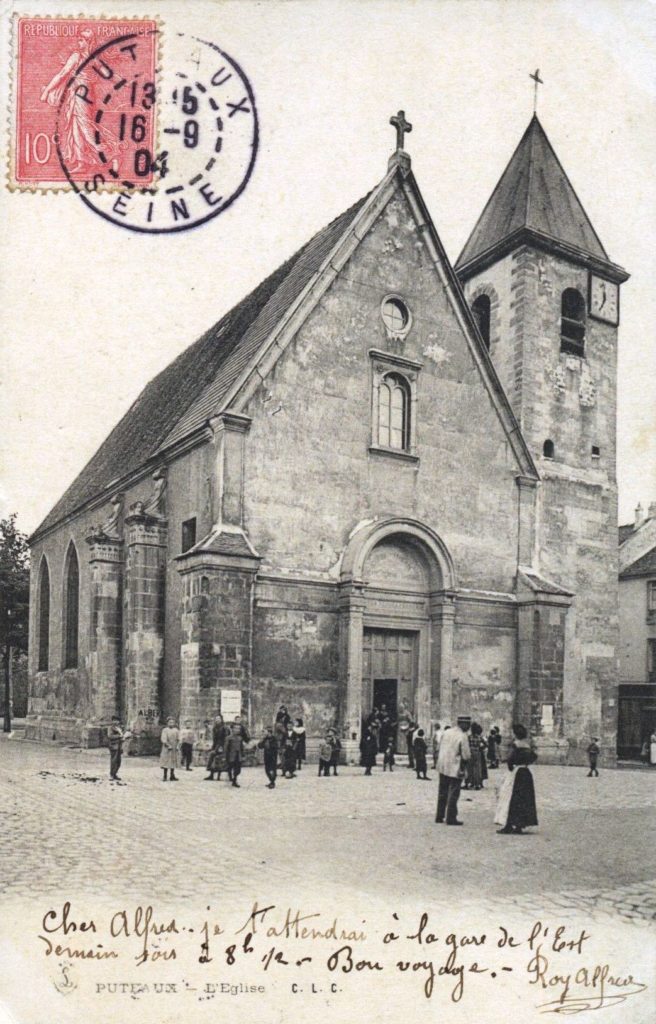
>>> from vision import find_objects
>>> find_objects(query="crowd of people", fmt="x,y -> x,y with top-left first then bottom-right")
104,703 -> 602,835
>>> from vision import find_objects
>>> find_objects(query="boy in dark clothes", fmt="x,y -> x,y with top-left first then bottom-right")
383,739 -> 395,772
282,729 -> 297,778
328,729 -> 341,776
413,729 -> 430,780
587,737 -> 600,777
258,727 -> 279,788
225,723 -> 243,787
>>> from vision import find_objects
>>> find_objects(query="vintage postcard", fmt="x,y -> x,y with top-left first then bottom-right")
0,1 -> 654,1022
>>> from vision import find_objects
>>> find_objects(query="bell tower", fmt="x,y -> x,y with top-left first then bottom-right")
456,114 -> 629,764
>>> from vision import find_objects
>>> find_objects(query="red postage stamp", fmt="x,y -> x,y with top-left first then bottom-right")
10,16 -> 158,190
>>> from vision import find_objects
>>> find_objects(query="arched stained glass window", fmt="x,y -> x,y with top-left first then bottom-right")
38,557 -> 50,672
63,544 -> 79,669
560,288 -> 586,355
472,294 -> 491,349
378,372 -> 410,451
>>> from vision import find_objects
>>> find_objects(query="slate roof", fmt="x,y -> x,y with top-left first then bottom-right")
519,567 -> 573,597
620,546 -> 656,579
456,115 -> 608,271
619,523 -> 635,546
33,193 -> 370,540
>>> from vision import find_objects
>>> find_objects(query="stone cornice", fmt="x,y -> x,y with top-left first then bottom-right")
456,227 -> 630,286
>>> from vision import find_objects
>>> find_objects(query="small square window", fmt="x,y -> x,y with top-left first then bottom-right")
591,445 -> 600,459
181,517 -> 197,553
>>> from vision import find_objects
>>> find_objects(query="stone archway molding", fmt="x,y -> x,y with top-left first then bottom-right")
340,516 -> 456,592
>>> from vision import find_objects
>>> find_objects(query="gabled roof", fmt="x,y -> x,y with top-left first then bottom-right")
456,115 -> 610,274
32,156 -> 539,544
620,546 -> 656,579
31,194 -> 369,541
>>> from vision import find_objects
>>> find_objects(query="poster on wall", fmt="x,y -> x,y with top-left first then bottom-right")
220,689 -> 243,721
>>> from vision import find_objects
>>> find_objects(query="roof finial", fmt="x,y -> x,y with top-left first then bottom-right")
390,110 -> 412,152
529,69 -> 544,114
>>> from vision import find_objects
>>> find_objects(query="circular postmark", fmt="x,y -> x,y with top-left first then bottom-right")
56,29 -> 258,233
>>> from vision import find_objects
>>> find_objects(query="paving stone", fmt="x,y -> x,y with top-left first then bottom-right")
1,739 -> 654,921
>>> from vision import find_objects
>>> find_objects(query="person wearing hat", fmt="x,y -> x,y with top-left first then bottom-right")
587,736 -> 600,777
107,715 -> 130,781
435,716 -> 471,825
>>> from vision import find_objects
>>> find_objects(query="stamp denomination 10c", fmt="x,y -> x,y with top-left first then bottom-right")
10,16 -> 158,191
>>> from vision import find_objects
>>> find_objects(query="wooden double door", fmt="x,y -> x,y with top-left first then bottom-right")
617,685 -> 656,760
362,628 -> 418,752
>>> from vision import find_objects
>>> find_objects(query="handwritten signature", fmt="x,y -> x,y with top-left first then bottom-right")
529,950 -> 647,1015
538,980 -> 647,1014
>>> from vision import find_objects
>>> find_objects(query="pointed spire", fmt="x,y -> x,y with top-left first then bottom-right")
456,115 -> 611,275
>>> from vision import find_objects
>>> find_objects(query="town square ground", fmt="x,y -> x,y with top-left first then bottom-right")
1,736 -> 654,1024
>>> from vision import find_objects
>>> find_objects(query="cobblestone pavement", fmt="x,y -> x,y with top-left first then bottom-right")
1,736 -> 655,923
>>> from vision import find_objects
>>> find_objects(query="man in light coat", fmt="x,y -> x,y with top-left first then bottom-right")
435,716 -> 471,826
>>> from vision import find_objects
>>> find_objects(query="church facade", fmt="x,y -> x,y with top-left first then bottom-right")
26,114 -> 629,764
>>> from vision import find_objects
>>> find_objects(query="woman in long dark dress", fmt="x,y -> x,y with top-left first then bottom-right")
360,728 -> 378,775
494,723 -> 538,834
465,722 -> 485,789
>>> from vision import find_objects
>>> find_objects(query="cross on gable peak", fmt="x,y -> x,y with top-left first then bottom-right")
390,109 -> 412,152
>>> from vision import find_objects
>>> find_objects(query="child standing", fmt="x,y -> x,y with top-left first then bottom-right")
587,737 -> 600,777
383,740 -> 395,772
292,718 -> 306,770
180,719 -> 195,770
328,728 -> 341,776
258,727 -> 279,788
282,728 -> 297,778
413,729 -> 430,780
225,723 -> 243,787
318,737 -> 333,777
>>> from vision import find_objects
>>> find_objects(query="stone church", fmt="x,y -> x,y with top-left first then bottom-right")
27,112 -> 629,764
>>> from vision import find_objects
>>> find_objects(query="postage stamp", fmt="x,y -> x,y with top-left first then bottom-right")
9,16 -> 158,191
9,16 -> 259,232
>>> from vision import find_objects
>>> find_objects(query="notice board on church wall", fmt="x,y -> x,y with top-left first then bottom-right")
0,2 -> 654,1024
220,689 -> 242,721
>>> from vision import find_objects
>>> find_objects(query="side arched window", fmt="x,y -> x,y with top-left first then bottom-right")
378,372 -> 411,451
38,558 -> 50,672
560,288 -> 586,355
63,544 -> 80,669
472,294 -> 491,349
543,439 -> 555,459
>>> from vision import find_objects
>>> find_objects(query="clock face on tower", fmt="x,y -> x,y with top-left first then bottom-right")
589,274 -> 619,325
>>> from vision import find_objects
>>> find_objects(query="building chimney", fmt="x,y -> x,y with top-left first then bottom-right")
635,503 -> 645,527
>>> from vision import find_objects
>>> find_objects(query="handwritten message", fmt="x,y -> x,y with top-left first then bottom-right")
36,900 -> 648,1015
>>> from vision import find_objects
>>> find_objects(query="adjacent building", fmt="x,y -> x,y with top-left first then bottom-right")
618,503 -> 656,760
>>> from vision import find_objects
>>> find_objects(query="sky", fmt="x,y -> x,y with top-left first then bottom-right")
1,0 -> 655,537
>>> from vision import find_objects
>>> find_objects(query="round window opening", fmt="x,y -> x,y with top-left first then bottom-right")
381,296 -> 410,335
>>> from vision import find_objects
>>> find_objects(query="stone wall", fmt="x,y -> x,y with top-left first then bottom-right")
463,245 -> 620,764
240,187 -> 524,594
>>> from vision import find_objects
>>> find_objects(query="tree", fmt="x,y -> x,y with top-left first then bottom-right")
0,514 -> 30,730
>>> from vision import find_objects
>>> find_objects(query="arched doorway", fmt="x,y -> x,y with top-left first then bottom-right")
339,518 -> 456,752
